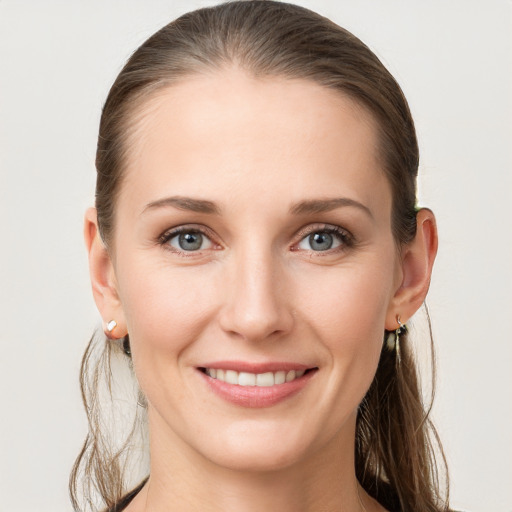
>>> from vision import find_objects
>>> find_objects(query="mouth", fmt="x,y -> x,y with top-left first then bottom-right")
197,364 -> 318,408
199,367 -> 315,386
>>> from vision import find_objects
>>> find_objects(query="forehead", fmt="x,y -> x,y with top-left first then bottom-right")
119,68 -> 390,220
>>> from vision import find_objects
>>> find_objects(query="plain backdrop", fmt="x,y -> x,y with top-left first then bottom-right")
0,1 -> 510,511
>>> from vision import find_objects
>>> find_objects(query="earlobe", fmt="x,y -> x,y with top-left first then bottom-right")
84,207 -> 127,338
385,208 -> 438,330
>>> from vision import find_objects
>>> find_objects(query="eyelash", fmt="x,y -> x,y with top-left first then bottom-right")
293,224 -> 354,254
157,223 -> 354,256
158,225 -> 218,256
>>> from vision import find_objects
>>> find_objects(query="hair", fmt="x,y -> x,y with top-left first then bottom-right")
71,1 -> 450,511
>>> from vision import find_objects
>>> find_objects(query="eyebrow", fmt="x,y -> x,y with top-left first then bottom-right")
142,195 -> 372,219
290,197 -> 373,219
142,196 -> 221,215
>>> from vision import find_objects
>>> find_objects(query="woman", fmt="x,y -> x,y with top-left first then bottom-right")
71,1 -> 449,511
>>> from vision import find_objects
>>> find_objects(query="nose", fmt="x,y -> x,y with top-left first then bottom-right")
218,248 -> 294,343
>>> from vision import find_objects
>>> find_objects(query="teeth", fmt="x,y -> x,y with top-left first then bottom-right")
225,370 -> 238,385
274,371 -> 286,385
256,372 -> 274,387
205,368 -> 308,386
238,372 -> 256,386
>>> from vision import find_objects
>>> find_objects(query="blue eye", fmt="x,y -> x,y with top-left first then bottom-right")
167,231 -> 213,251
297,228 -> 347,252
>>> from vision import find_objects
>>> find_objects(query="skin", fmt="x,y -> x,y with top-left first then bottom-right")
85,68 -> 437,512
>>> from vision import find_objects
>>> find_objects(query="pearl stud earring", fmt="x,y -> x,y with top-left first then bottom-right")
106,320 -> 117,332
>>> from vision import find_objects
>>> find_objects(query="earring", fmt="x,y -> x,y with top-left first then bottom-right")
122,336 -> 132,357
386,315 -> 406,364
105,320 -> 118,340
106,320 -> 117,332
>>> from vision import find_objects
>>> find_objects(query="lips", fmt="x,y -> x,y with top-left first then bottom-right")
197,362 -> 318,408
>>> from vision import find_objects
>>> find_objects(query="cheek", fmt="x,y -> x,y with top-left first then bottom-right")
295,257 -> 395,385
116,256 -> 221,355
115,259 -> 223,406
298,261 -> 394,337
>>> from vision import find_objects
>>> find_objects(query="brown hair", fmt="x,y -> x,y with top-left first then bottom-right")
71,1 -> 449,511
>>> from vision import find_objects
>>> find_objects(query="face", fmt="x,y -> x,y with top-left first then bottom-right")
107,69 -> 403,472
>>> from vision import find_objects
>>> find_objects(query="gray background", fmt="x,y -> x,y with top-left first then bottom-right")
0,1 -> 510,510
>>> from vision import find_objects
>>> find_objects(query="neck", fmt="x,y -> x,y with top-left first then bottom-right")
130,409 -> 381,512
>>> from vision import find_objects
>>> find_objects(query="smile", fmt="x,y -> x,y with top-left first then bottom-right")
198,365 -> 318,408
203,368 -> 306,386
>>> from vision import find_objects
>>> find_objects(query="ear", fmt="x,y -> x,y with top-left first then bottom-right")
385,208 -> 438,330
84,207 -> 127,338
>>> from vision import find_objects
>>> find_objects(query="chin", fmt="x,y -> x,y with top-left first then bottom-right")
205,439 -> 309,474
191,416 -> 343,475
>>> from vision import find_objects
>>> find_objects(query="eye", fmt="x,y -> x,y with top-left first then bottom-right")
296,226 -> 351,252
162,229 -> 214,252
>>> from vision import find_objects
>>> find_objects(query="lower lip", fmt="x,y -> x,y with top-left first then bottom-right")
198,369 -> 317,408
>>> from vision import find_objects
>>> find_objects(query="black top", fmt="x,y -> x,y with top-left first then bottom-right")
107,483 -> 401,512
105,479 -> 147,512
107,481 -> 462,512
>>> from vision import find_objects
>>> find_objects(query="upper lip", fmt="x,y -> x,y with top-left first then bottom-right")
198,361 -> 315,373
